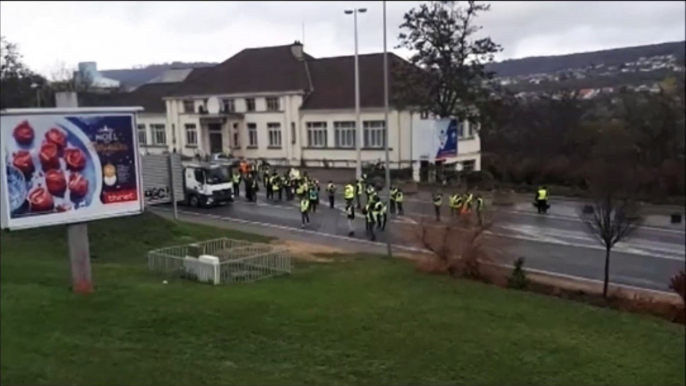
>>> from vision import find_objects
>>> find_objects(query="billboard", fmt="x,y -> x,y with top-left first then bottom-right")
1,109 -> 144,230
413,118 -> 460,162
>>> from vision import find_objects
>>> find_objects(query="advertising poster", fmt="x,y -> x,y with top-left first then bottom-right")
413,118 -> 460,162
1,111 -> 144,230
435,119 -> 459,160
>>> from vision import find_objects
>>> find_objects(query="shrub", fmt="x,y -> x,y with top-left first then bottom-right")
669,270 -> 686,304
507,257 -> 529,290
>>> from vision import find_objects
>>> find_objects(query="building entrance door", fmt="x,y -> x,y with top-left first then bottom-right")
208,124 -> 223,154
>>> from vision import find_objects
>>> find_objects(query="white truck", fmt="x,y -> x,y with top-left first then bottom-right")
183,163 -> 234,208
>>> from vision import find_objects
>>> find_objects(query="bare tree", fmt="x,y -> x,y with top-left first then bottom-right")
580,121 -> 642,298
411,205 -> 502,279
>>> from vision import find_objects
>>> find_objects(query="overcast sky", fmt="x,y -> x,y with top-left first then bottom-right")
1,1 -> 684,77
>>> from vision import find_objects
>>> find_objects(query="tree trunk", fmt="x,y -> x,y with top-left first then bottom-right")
603,246 -> 611,298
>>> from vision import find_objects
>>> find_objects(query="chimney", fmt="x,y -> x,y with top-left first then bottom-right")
291,41 -> 304,61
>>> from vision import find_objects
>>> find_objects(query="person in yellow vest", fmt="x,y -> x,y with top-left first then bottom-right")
300,197 -> 310,228
374,197 -> 387,231
308,184 -> 319,213
433,192 -> 443,222
327,181 -> 336,209
462,192 -> 474,215
344,182 -> 355,207
345,201 -> 355,237
535,185 -> 549,214
365,184 -> 376,204
449,192 -> 463,218
296,180 -> 306,198
355,179 -> 364,209
389,186 -> 399,214
272,175 -> 282,201
475,194 -> 485,225
266,173 -> 274,200
396,188 -> 404,215
365,200 -> 376,241
232,171 -> 242,198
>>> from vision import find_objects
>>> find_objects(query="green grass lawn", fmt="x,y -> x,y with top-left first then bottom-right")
2,212 -> 684,385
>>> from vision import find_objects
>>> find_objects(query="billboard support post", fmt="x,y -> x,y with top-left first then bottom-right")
56,92 -> 94,294
67,222 -> 93,293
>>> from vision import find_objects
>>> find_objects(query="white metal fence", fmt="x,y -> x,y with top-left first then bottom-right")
147,238 -> 291,285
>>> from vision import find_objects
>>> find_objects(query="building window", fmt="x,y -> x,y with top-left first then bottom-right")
137,124 -> 146,145
457,122 -> 465,138
468,122 -> 477,137
268,123 -> 282,148
183,100 -> 194,113
266,97 -> 280,111
198,99 -> 208,114
291,122 -> 296,145
222,99 -> 235,113
363,120 -> 386,148
247,123 -> 257,147
185,124 -> 197,146
150,124 -> 167,145
420,111 -> 429,120
306,122 -> 327,148
246,98 -> 256,112
462,159 -> 476,172
233,123 -> 240,148
334,121 -> 356,148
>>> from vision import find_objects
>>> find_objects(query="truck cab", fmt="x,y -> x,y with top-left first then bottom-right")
183,163 -> 234,208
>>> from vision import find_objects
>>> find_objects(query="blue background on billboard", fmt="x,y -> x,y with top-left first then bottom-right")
435,119 -> 458,160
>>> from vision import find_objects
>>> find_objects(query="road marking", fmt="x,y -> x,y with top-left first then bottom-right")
153,207 -> 677,296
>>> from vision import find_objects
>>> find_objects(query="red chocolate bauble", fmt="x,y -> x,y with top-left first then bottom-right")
39,143 -> 60,171
13,120 -> 35,146
68,172 -> 89,199
45,169 -> 67,197
45,128 -> 67,150
64,148 -> 86,171
12,150 -> 35,177
28,187 -> 54,212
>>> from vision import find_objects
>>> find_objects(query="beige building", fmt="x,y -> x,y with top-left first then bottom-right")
81,42 -> 481,172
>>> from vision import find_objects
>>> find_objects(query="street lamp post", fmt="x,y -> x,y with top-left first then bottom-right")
344,7 -> 367,180
31,82 -> 41,107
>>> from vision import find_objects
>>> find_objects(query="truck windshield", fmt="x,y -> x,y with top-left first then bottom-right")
205,167 -> 230,184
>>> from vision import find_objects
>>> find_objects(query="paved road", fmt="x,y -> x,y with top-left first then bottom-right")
154,187 -> 685,293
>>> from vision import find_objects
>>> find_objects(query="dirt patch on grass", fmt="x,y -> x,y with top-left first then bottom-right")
270,240 -> 344,262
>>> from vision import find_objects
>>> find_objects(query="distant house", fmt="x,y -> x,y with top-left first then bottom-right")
578,88 -> 599,99
78,41 -> 482,171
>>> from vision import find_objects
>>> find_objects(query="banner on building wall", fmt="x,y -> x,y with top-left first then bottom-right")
413,118 -> 460,163
1,110 -> 144,230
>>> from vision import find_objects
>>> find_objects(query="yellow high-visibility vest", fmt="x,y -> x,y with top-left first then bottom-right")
344,184 -> 354,199
537,189 -> 548,201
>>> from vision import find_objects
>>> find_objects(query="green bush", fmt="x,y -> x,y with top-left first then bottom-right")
507,257 -> 529,290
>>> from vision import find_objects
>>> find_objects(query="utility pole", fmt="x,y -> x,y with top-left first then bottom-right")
382,0 -> 392,258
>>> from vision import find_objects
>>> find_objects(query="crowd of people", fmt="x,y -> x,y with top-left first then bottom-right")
229,164 -> 499,240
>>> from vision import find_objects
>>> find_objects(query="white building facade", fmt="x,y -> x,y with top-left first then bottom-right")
96,42 -> 481,172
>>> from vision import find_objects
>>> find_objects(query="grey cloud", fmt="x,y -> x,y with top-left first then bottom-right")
0,1 -> 683,72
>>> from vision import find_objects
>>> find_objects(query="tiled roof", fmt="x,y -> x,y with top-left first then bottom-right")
169,44 -> 313,97
301,52 -> 414,110
80,45 -> 420,112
